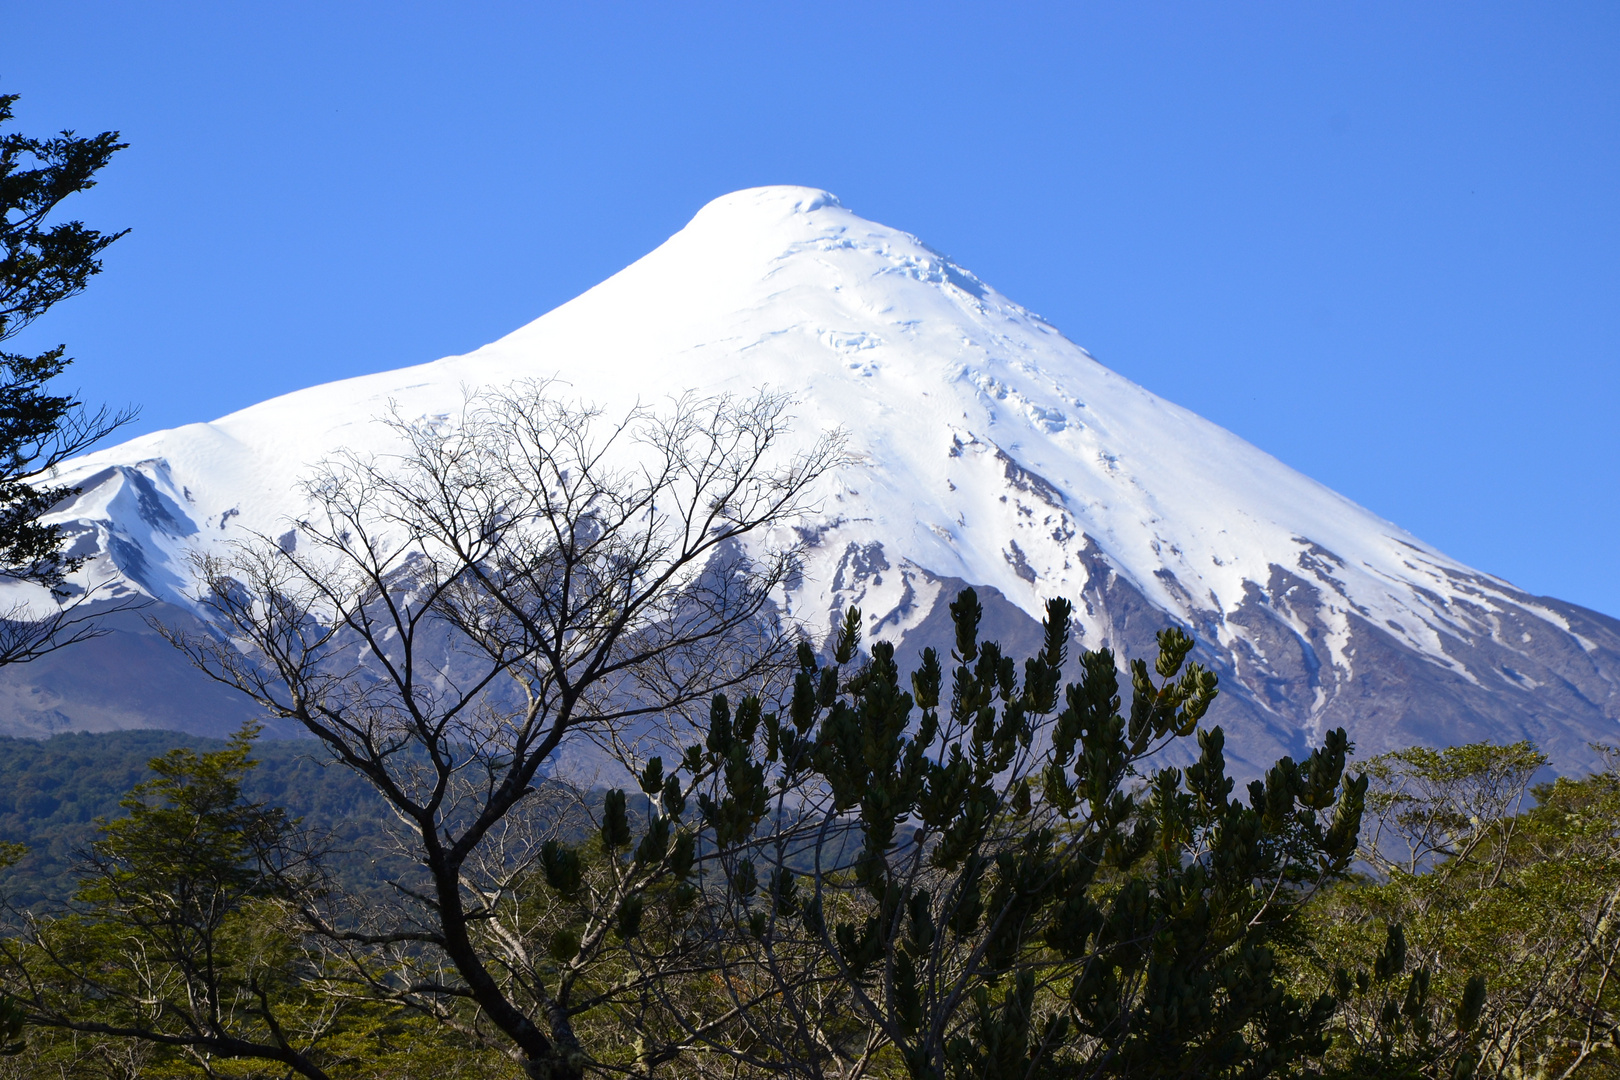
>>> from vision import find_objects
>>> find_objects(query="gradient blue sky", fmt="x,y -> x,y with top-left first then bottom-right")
5,3 -> 1618,614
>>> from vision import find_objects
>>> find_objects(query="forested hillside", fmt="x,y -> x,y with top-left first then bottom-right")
0,731 -> 398,909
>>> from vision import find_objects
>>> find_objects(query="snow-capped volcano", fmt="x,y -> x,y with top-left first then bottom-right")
8,186 -> 1618,772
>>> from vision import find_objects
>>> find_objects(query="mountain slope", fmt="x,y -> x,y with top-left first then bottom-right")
7,186 -> 1617,773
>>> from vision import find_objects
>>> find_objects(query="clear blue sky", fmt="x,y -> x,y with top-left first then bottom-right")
6,3 -> 1618,614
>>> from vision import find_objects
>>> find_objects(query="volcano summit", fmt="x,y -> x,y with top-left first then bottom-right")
6,186 -> 1617,773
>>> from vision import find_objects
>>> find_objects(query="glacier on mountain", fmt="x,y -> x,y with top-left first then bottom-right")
7,185 -> 1618,772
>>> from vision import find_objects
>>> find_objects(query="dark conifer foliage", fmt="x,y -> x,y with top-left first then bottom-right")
0,90 -> 133,616
651,589 -> 1370,1080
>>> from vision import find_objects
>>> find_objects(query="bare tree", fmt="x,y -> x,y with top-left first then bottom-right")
164,381 -> 844,1080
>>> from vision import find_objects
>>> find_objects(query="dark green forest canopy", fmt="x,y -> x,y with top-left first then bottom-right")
0,731 -> 634,910
0,731 -> 398,908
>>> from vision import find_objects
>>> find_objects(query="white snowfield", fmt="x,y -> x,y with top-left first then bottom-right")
33,186 -> 1578,720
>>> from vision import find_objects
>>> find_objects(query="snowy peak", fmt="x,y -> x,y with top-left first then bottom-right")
16,186 -> 1620,770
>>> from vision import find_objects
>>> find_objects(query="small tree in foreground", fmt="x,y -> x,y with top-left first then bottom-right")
1296,741 -> 1620,1080
0,728 -> 521,1080
0,726 -> 338,1077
